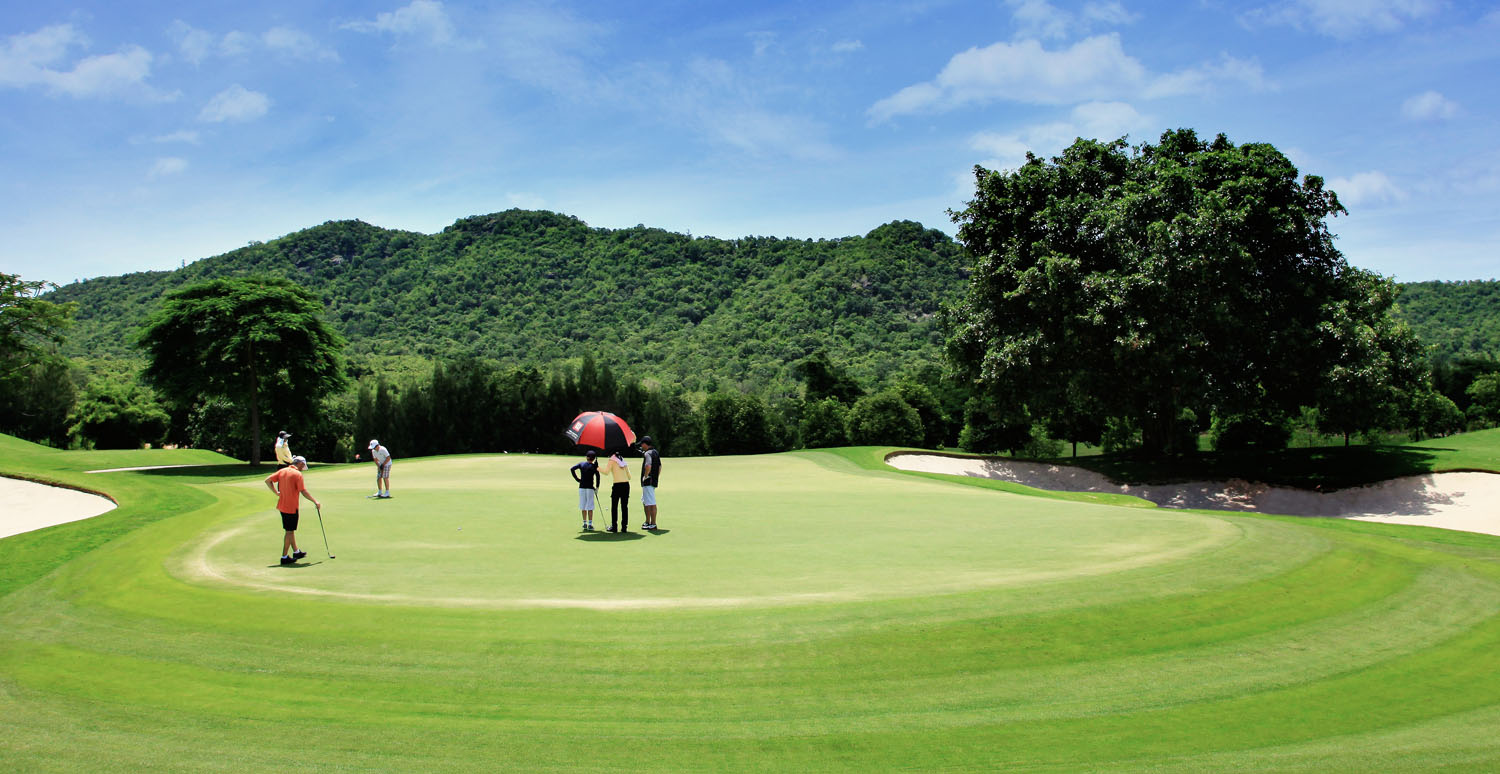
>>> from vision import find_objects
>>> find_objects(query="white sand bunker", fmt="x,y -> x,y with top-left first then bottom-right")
887,453 -> 1500,538
0,476 -> 117,539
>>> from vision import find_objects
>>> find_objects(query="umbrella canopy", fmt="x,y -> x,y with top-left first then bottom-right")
565,411 -> 637,452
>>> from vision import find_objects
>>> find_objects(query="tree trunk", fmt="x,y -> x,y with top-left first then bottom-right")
248,343 -> 261,466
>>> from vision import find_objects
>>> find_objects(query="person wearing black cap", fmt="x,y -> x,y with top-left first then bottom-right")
570,449 -> 600,531
640,436 -> 661,530
274,430 -> 294,467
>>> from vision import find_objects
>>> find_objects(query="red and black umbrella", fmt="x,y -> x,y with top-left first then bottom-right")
565,411 -> 637,452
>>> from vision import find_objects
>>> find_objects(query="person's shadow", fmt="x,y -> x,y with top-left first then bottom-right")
576,530 -> 646,541
268,561 -> 325,568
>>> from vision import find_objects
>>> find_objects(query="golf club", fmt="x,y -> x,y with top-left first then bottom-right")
314,503 -> 335,559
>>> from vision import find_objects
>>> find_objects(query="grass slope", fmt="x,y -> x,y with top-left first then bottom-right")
5,434 -> 1500,771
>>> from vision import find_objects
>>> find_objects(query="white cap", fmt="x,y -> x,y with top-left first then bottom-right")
291,455 -> 307,466
368,440 -> 379,449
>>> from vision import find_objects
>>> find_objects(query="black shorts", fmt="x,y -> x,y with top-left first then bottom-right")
281,511 -> 299,531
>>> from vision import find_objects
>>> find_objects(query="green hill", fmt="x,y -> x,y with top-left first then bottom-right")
49,210 -> 965,394
1394,280 -> 1500,361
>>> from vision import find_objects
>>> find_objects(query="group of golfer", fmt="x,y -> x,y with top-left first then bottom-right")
263,430 -> 662,564
569,435 -> 662,533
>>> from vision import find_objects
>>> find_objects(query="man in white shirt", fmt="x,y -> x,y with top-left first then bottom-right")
368,439 -> 393,499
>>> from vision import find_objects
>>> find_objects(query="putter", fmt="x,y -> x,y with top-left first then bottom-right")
314,503 -> 335,559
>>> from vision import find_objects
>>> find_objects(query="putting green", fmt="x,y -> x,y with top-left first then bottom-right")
5,439 -> 1500,772
184,453 -> 1244,607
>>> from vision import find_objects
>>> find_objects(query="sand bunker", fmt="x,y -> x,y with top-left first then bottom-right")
0,476 -> 117,539
887,453 -> 1500,538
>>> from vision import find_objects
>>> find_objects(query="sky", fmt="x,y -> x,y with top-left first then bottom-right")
2,0 -> 1497,286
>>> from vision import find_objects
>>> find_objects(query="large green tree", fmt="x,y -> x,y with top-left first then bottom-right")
137,276 -> 348,464
1,273 -> 75,383
947,129 -> 1425,454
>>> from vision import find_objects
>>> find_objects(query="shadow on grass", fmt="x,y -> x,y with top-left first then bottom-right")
267,560 -> 326,568
133,464 -> 273,480
1052,444 -> 1448,490
575,531 -> 646,542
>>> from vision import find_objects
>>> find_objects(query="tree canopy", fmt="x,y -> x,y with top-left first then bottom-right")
137,276 -> 348,464
0,273 -> 75,383
947,129 -> 1426,454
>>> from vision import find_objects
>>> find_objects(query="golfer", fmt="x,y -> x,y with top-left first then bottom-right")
603,451 -> 630,532
570,450 -> 601,531
368,440 -> 392,498
265,455 -> 320,565
640,436 -> 661,530
274,430 -> 294,466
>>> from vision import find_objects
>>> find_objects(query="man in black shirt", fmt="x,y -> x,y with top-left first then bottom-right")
569,450 -> 600,531
640,436 -> 661,530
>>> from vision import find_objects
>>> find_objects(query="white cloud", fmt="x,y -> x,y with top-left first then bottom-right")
220,30 -> 253,57
1401,90 -> 1460,120
969,100 -> 1151,171
198,84 -> 270,122
832,39 -> 865,54
1082,1 -> 1140,26
1145,53 -> 1271,98
1008,0 -> 1073,40
153,130 -> 201,144
1242,0 -> 1443,38
870,35 -> 1146,121
344,0 -> 456,46
870,34 -> 1272,122
1329,171 -> 1405,208
263,27 -> 339,62
148,157 -> 188,178
1,24 -> 175,101
167,20 -> 215,65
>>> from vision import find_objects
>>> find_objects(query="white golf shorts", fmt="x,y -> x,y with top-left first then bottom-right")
641,485 -> 657,506
578,488 -> 596,510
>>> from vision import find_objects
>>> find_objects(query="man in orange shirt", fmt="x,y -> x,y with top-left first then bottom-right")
264,455 -> 321,565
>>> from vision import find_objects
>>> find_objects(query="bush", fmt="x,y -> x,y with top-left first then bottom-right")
848,390 -> 922,447
1210,411 -> 1292,451
799,398 -> 850,448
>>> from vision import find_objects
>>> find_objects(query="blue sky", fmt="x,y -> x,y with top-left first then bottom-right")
3,0 -> 1497,285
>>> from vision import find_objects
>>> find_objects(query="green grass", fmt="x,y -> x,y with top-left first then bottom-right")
5,433 -> 1500,771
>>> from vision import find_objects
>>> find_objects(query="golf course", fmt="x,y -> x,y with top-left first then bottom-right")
5,431 -> 1500,772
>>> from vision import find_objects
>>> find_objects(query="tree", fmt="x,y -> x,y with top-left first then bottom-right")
947,129 -> 1425,455
69,378 -> 170,449
847,390 -> 922,447
794,351 -> 864,404
0,273 -> 75,383
137,276 -> 348,464
800,398 -> 851,448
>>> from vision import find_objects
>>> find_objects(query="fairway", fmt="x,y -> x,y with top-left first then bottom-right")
7,439 -> 1500,772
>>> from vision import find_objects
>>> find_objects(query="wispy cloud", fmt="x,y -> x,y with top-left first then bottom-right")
831,40 -> 865,54
152,130 -> 201,144
869,34 -> 1264,122
344,0 -> 458,46
148,157 -> 188,179
1006,0 -> 1139,40
1330,170 -> 1405,208
1241,0 -> 1443,38
263,27 -> 340,62
1401,90 -> 1460,120
969,100 -> 1152,172
198,84 -> 270,122
0,24 -> 176,101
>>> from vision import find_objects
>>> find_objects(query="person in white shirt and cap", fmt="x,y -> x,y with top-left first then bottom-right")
368,439 -> 393,499
274,430 -> 295,467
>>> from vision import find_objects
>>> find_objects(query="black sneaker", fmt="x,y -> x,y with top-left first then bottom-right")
280,556 -> 295,565
293,550 -> 307,560
605,527 -> 617,533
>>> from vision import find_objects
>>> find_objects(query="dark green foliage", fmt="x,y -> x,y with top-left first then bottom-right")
50,212 -> 965,397
68,378 -> 169,449
847,390 -> 922,447
137,276 -> 349,464
948,129 -> 1426,455
800,398 -> 851,448
0,360 -> 76,447
1210,410 -> 1294,451
1396,281 -> 1500,361
1,273 -> 76,384
794,351 -> 865,404
702,391 -> 779,455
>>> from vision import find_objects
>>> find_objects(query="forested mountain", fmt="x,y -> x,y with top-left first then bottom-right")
1394,280 -> 1500,361
49,210 -> 966,395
